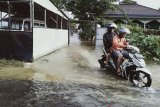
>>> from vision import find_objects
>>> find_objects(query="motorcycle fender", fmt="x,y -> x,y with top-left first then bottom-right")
136,68 -> 152,76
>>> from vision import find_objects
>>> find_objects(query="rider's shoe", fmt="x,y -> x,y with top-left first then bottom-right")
117,71 -> 121,75
100,68 -> 106,71
105,64 -> 109,69
98,59 -> 105,70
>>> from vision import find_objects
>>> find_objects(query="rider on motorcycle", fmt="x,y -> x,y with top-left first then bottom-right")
112,27 -> 130,75
99,22 -> 117,69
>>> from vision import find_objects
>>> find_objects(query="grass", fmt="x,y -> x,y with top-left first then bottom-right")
0,59 -> 24,67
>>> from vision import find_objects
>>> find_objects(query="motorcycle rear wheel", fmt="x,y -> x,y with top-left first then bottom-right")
129,71 -> 152,87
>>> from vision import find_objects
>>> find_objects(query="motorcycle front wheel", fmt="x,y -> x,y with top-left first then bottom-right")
129,71 -> 152,87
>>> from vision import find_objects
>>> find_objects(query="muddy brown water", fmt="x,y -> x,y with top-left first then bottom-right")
0,35 -> 160,107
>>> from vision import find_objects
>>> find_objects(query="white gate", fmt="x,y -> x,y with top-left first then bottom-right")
96,28 -> 106,40
96,28 -> 106,46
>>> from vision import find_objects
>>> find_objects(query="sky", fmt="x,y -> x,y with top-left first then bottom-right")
129,0 -> 160,10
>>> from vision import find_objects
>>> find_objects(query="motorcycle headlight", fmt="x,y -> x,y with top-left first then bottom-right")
131,47 -> 140,53
139,59 -> 146,67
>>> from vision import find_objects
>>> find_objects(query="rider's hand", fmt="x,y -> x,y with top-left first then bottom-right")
124,44 -> 130,50
123,46 -> 128,50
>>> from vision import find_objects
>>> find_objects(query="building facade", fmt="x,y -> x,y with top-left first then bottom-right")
104,3 -> 160,30
0,0 -> 68,61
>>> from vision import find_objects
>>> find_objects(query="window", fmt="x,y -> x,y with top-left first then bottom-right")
0,2 -> 9,30
11,20 -> 22,30
0,19 -> 8,29
24,21 -> 31,31
34,3 -> 45,28
46,10 -> 57,28
0,1 -> 32,31
58,15 -> 62,29
62,19 -> 68,30
34,20 -> 45,27
33,2 -> 68,29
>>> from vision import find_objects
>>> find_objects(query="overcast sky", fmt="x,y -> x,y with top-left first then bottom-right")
132,0 -> 160,10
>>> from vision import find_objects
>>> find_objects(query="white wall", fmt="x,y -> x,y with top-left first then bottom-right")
33,28 -> 68,59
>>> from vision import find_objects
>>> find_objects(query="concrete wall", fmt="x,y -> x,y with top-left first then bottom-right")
33,28 -> 68,59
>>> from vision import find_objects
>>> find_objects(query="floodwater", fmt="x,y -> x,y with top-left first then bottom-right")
0,34 -> 160,107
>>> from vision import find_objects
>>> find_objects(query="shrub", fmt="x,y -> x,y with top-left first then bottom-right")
78,22 -> 96,41
0,59 -> 23,67
143,29 -> 160,36
125,25 -> 160,63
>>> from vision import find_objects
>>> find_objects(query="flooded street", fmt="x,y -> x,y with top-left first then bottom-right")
0,34 -> 160,107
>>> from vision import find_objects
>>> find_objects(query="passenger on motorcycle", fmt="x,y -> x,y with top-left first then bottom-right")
99,22 -> 117,69
112,27 -> 130,75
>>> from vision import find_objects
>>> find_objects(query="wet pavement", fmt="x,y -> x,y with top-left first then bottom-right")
0,34 -> 160,107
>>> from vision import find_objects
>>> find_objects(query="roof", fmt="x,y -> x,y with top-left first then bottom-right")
33,0 -> 68,20
0,0 -> 68,20
106,4 -> 160,19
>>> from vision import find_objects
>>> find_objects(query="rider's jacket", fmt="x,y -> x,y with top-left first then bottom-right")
112,35 -> 128,50
103,32 -> 116,49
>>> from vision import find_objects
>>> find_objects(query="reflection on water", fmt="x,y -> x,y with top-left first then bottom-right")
0,79 -> 160,107
0,34 -> 160,107
0,80 -> 35,107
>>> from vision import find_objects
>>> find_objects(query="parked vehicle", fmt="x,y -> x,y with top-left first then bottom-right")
98,45 -> 152,87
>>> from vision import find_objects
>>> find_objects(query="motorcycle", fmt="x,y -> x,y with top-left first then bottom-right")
98,45 -> 152,87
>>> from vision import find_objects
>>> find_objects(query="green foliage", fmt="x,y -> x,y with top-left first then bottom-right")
50,0 -> 66,9
64,0 -> 116,20
51,0 -> 116,20
102,19 -> 112,26
79,22 -> 95,40
51,0 -> 117,40
121,0 -> 137,4
64,0 -> 116,40
70,23 -> 77,34
124,24 -> 143,33
0,59 -> 23,67
143,29 -> 160,36
125,25 -> 160,63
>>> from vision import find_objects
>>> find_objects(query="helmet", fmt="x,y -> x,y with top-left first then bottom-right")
107,23 -> 117,29
119,27 -> 131,34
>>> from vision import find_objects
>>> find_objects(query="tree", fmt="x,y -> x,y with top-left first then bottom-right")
51,0 -> 116,20
51,0 -> 117,40
65,0 -> 116,20
51,0 -> 66,9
